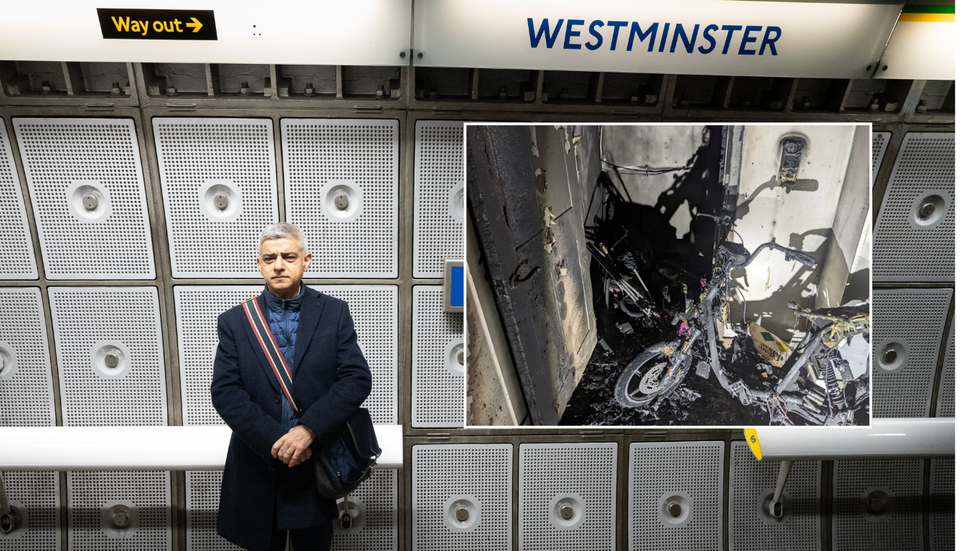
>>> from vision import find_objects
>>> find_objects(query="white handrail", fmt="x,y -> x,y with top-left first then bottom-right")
745,417 -> 954,461
0,425 -> 403,471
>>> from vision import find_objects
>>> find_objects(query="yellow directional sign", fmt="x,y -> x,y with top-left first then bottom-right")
97,9 -> 217,41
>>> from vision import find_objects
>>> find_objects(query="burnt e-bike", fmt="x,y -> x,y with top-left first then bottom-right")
610,239 -> 870,425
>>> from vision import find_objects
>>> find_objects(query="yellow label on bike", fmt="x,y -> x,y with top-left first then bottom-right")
744,429 -> 762,460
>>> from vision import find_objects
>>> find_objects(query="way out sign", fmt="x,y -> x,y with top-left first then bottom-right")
97,9 -> 217,40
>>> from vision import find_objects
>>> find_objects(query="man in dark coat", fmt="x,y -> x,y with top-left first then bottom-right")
211,223 -> 372,551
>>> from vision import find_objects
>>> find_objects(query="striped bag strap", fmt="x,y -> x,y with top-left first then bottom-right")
242,297 -> 299,412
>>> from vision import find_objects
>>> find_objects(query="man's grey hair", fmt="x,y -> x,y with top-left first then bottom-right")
258,223 -> 308,254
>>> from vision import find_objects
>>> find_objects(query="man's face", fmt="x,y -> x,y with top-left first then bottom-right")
257,238 -> 312,298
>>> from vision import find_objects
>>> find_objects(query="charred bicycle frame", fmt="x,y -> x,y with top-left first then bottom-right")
587,127 -> 870,426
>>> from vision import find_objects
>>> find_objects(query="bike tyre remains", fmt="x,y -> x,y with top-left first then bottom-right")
615,341 -> 691,408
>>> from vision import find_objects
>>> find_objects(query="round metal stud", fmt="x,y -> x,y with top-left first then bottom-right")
918,201 -> 936,219
883,347 -> 898,364
104,354 -> 119,369
667,502 -> 682,518
82,193 -> 99,211
456,350 -> 464,366
0,513 -> 13,534
335,194 -> 350,211
455,506 -> 469,522
214,193 -> 229,211
867,491 -> 889,515
559,505 -> 574,520
111,510 -> 130,528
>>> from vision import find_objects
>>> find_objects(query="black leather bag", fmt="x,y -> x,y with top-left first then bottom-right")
313,407 -> 382,500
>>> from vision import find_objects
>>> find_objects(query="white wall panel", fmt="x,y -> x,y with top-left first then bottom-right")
0,471 -> 61,550
0,288 -> 55,427
67,471 -> 171,551
413,121 -> 464,278
49,287 -> 166,426
412,286 -> 464,428
833,459 -> 924,551
413,444 -> 512,551
153,117 -> 278,278
628,441 -> 724,551
0,123 -> 38,280
873,132 -> 954,282
13,118 -> 154,279
282,119 -> 398,278
871,288 -> 951,418
729,442 -> 820,551
519,443 -> 616,551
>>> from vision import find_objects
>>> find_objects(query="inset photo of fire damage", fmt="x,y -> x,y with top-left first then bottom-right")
466,124 -> 871,427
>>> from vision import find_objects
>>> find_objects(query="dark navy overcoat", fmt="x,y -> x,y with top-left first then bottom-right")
211,287 -> 371,550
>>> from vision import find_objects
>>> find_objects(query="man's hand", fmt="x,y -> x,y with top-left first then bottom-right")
271,425 -> 315,468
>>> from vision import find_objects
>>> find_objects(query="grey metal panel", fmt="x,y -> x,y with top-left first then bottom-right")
174,286 -> 264,426
67,471 -> 172,551
411,285 -> 464,428
310,285 -> 398,425
185,471 -> 245,551
873,132 -> 954,282
628,441 -> 724,551
153,117 -> 278,278
871,131 -> 890,183
729,442 -> 820,551
332,469 -> 398,551
412,444 -> 512,551
518,443 -> 616,551
832,459 -> 924,551
281,119 -> 398,278
929,458 -> 954,551
935,320 -> 954,418
871,288 -> 952,418
13,117 -> 155,280
49,287 -> 167,426
0,123 -> 38,280
0,288 -> 55,427
0,471 -> 61,550
413,120 -> 464,278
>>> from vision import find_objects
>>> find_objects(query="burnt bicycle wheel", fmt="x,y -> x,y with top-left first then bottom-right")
615,341 -> 690,408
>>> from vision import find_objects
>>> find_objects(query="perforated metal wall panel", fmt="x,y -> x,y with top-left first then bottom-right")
0,471 -> 61,550
873,132 -> 955,282
0,123 -> 38,280
413,121 -> 464,278
67,471 -> 171,551
871,288 -> 951,418
412,286 -> 464,428
413,444 -> 512,551
153,117 -> 278,278
174,286 -> 263,426
729,442 -> 820,551
0,288 -> 55,427
929,458 -> 954,551
333,469 -> 398,551
871,131 -> 890,183
628,441 -> 724,551
49,287 -> 166,426
311,286 -> 398,425
935,320 -> 954,418
185,471 -> 244,551
13,118 -> 154,280
281,119 -> 398,278
832,459 -> 924,551
519,443 -> 616,551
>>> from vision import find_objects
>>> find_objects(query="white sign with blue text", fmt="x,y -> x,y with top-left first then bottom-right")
413,0 -> 903,79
